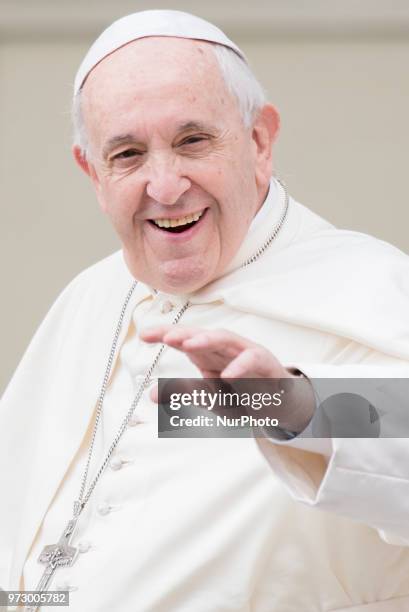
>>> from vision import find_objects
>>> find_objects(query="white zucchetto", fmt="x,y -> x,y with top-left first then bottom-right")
74,9 -> 247,95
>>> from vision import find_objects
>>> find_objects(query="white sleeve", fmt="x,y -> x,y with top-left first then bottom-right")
257,363 -> 409,545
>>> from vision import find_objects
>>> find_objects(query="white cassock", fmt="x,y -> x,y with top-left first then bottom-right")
2,180 -> 409,612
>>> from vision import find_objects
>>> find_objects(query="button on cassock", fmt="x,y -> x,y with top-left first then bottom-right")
160,300 -> 174,314
128,414 -> 143,427
56,579 -> 77,591
109,457 -> 124,471
97,502 -> 112,516
78,540 -> 92,553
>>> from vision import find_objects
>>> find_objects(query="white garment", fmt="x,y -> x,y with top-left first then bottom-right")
2,182 -> 409,611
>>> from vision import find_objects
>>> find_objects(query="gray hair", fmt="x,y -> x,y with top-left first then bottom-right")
72,43 -> 266,158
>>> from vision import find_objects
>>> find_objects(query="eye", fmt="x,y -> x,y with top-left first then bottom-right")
179,135 -> 208,146
113,149 -> 143,160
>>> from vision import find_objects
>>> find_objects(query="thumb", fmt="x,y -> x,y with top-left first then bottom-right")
150,383 -> 159,404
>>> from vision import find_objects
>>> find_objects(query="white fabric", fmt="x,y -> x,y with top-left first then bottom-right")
2,182 -> 409,610
74,10 -> 247,95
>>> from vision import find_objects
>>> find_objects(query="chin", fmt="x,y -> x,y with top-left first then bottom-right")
157,273 -> 211,295
153,259 -> 216,295
125,252 -> 217,294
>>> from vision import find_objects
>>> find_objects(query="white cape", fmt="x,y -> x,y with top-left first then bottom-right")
2,195 -> 409,593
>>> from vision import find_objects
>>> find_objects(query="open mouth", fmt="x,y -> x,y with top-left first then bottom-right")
148,209 -> 207,234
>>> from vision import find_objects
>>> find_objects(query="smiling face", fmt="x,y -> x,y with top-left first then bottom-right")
74,37 -> 278,293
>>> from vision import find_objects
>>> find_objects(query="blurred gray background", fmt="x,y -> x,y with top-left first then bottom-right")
1,0 -> 409,392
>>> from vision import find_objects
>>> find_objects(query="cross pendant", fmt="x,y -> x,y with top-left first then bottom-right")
25,515 -> 79,612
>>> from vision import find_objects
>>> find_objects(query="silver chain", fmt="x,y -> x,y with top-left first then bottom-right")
74,179 -> 289,517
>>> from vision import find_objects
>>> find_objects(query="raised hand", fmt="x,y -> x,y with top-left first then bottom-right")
140,325 -> 291,379
140,325 -> 315,433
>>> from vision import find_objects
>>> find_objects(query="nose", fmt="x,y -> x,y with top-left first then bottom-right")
145,154 -> 191,205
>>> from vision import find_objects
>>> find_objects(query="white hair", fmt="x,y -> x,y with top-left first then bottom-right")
71,43 -> 266,158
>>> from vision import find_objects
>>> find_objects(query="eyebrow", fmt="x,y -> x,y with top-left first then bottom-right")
102,121 -> 217,158
177,121 -> 215,133
102,134 -> 140,159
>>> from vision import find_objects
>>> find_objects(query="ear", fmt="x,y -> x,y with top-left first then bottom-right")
251,104 -> 280,191
73,145 -> 100,183
73,145 -> 90,175
73,145 -> 108,210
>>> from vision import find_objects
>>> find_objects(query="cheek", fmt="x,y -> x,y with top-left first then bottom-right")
99,176 -> 143,221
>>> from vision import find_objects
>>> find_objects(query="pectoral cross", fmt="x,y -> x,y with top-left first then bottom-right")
25,511 -> 80,612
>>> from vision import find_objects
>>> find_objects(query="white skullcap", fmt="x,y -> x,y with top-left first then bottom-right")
74,9 -> 247,96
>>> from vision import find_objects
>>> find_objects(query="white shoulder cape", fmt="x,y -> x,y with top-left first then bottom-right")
1,196 -> 409,587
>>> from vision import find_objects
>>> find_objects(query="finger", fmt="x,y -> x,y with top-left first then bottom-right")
183,329 -> 253,356
150,384 -> 159,404
221,348 -> 280,379
220,348 -> 259,378
162,327 -> 203,348
201,369 -> 223,379
140,325 -> 173,343
179,330 -> 255,375
178,342 -> 234,374
141,326 -> 206,347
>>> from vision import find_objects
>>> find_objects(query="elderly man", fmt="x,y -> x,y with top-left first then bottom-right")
2,9 -> 409,612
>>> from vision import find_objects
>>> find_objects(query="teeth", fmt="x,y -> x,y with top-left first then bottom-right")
152,210 -> 204,228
